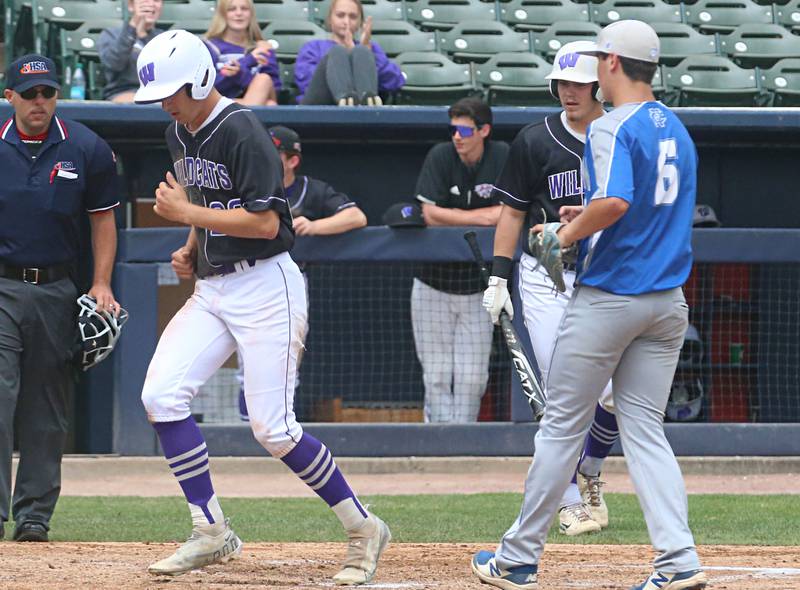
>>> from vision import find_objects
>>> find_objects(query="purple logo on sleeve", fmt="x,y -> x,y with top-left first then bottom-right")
138,62 -> 155,86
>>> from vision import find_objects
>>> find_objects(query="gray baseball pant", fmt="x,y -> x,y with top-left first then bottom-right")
495,285 -> 701,574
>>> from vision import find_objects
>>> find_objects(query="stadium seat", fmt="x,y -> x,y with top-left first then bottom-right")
651,65 -> 667,102
59,18 -> 118,59
405,0 -> 497,32
474,51 -> 552,106
684,0 -> 773,34
499,0 -> 590,33
531,20 -> 602,60
718,23 -> 800,68
312,0 -> 404,23
168,19 -> 213,35
261,20 -> 327,61
760,58 -> 800,106
394,51 -> 475,105
157,0 -> 216,27
664,55 -> 761,106
589,0 -> 682,26
653,23 -> 718,67
32,0 -> 123,57
438,20 -> 530,63
776,0 -> 800,34
278,60 -> 298,103
370,20 -> 437,57
58,19 -> 117,99
254,0 -> 310,26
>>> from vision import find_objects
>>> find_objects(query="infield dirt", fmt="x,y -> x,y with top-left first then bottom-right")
2,541 -> 799,589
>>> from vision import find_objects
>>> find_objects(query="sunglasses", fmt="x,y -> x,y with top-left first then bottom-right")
19,86 -> 57,100
449,124 -> 482,138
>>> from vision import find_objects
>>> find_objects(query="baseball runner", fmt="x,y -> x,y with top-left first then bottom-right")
134,30 -> 390,585
482,41 -> 618,536
472,20 -> 707,590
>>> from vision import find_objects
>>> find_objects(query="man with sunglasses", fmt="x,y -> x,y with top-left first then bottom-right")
482,41 -> 619,538
0,54 -> 120,542
411,97 -> 509,423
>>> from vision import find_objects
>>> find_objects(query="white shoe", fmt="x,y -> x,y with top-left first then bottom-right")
148,520 -> 242,576
578,472 -> 609,528
333,512 -> 391,585
558,503 -> 601,536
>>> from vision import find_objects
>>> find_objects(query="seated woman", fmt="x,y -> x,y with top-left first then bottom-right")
294,0 -> 403,105
204,0 -> 280,106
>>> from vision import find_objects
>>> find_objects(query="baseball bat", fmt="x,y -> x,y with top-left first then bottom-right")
464,231 -> 547,421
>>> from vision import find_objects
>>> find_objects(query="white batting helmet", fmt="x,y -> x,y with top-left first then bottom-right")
134,30 -> 216,104
545,40 -> 602,102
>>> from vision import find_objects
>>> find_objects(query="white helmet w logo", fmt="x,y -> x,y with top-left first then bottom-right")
545,40 -> 602,102
134,30 -> 216,104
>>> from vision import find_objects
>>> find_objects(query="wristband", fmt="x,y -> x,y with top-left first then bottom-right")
492,256 -> 513,280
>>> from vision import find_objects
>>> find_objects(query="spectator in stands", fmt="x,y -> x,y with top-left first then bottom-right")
294,0 -> 403,105
411,97 -> 509,423
238,125 -> 367,421
204,0 -> 280,106
99,0 -> 164,102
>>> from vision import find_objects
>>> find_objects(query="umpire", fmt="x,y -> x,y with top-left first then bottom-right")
0,55 -> 120,542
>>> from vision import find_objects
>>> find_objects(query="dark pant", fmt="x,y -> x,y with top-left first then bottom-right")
0,277 -> 77,529
301,44 -> 379,105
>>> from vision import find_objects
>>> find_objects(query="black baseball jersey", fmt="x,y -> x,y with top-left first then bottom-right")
166,101 -> 293,278
414,140 -> 509,295
286,175 -> 357,220
415,140 -> 509,209
493,113 -> 586,256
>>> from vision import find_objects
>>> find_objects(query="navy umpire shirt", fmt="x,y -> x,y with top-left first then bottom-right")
0,115 -> 119,267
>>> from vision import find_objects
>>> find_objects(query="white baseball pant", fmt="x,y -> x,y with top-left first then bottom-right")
411,278 -> 495,423
141,252 -> 308,458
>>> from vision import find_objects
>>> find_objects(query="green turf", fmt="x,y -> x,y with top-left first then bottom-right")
41,494 -> 799,546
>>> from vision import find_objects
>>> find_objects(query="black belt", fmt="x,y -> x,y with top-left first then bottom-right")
0,263 -> 72,285
211,258 -> 257,277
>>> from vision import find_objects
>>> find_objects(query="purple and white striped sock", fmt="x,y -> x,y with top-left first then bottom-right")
153,417 -> 225,529
282,433 -> 368,532
578,404 -> 620,477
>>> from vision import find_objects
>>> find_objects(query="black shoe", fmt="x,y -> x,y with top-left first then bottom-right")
0,521 -> 4,540
13,521 -> 48,542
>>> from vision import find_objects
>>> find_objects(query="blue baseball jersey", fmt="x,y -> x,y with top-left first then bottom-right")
577,101 -> 697,295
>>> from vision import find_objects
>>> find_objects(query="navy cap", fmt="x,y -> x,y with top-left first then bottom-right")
269,125 -> 302,154
5,54 -> 61,93
383,202 -> 425,228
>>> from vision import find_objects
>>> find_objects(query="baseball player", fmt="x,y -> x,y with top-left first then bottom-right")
412,97 -> 509,423
237,124 -> 368,421
472,20 -> 707,590
134,31 -> 389,585
482,41 -> 618,536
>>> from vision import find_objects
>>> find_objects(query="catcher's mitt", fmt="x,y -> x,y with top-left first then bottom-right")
529,221 -> 574,293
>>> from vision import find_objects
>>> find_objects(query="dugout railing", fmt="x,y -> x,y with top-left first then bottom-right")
101,226 -> 800,456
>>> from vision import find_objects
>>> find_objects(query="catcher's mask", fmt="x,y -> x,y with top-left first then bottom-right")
75,294 -> 129,371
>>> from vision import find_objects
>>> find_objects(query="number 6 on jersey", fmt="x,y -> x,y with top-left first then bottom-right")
654,138 -> 678,205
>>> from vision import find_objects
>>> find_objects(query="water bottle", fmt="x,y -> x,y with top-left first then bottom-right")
70,64 -> 86,100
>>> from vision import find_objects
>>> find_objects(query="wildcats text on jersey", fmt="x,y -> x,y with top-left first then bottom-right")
547,169 -> 582,200
173,156 -> 233,191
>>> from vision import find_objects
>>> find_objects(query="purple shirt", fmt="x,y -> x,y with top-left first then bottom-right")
204,37 -> 282,99
294,39 -> 404,103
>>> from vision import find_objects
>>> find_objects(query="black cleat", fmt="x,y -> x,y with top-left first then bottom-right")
13,521 -> 49,542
